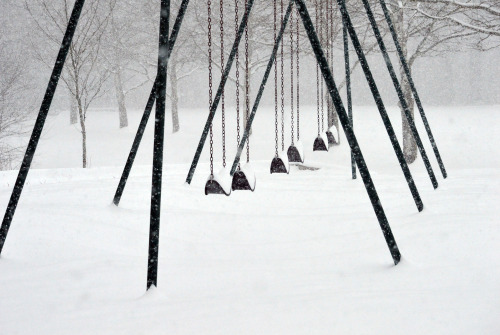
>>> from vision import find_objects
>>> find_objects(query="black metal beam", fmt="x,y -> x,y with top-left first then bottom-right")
230,1 -> 293,175
147,0 -> 170,290
113,0 -> 190,206
294,0 -> 401,265
185,0 -> 256,184
360,0 -> 438,189
378,0 -> 447,179
336,0 -> 424,212
342,12 -> 356,180
0,0 -> 86,255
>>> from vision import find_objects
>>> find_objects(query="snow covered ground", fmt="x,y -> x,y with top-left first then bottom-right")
0,105 -> 499,334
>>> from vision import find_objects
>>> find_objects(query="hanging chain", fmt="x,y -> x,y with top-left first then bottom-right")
315,0 -> 320,136
296,5 -> 300,142
325,0 -> 330,126
290,4 -> 294,146
208,0 -> 214,177
274,0 -> 279,157
234,0 -> 240,169
320,0 -> 324,133
280,0 -> 285,152
220,0 -> 226,167
331,0 -> 335,119
245,0 -> 250,163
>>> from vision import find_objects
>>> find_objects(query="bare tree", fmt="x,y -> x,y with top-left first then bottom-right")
0,40 -> 32,170
26,0 -> 116,168
381,0 -> 500,162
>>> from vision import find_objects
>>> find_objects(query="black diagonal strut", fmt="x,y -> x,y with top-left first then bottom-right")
378,0 -> 447,179
185,0 -> 255,184
294,0 -> 401,265
360,0 -> 438,189
147,0 -> 170,290
343,14 -> 355,180
336,0 -> 424,212
230,1 -> 293,175
113,0 -> 190,206
0,0 -> 86,255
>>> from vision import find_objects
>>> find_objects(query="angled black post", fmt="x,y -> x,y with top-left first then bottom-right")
230,1 -> 293,175
147,0 -> 170,290
113,0 -> 190,206
294,0 -> 401,265
185,0 -> 255,184
378,0 -> 447,179
360,0 -> 438,189
0,0 -> 86,255
335,0 -> 424,212
342,13 -> 356,180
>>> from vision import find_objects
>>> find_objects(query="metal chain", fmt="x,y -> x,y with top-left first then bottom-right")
274,0 -> 279,157
331,0 -> 334,116
208,0 -> 214,177
315,0 -> 320,136
325,0 -> 330,125
220,0 -> 226,167
330,0 -> 334,121
234,0 -> 240,169
320,0 -> 324,133
245,0 -> 250,163
280,0 -> 285,152
290,4 -> 294,146
296,5 -> 300,141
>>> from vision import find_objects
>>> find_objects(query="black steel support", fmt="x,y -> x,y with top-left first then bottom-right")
361,0 -> 437,189
230,1 -> 293,175
336,0 -> 423,212
147,0 -> 170,290
113,0 -> 190,206
378,0 -> 447,179
294,0 -> 401,265
343,13 -> 356,180
185,0 -> 255,184
0,0 -> 86,255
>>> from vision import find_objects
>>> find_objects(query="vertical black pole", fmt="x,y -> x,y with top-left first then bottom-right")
185,0 -> 255,184
360,0 -> 438,189
378,0 -> 447,179
0,0 -> 86,255
335,0 -> 424,212
294,0 -> 401,265
113,0 -> 190,206
147,0 -> 170,290
230,1 -> 293,175
342,10 -> 356,180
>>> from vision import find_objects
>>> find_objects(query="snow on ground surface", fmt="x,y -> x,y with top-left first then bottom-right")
0,105 -> 499,334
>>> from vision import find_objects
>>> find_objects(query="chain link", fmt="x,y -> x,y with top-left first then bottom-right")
296,5 -> 300,141
245,0 -> 250,163
315,0 -> 320,136
234,0 -> 240,170
208,0 -> 214,177
290,5 -> 294,146
220,0 -> 226,167
320,0 -> 324,133
274,0 -> 278,157
280,0 -> 285,152
325,0 -> 330,125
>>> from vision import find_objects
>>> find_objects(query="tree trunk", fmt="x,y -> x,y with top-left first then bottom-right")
170,55 -> 180,133
69,93 -> 78,125
395,1 -> 417,163
114,67 -> 128,128
327,92 -> 339,141
76,97 -> 87,168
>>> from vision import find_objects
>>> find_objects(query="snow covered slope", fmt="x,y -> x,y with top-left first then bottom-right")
0,105 -> 499,334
